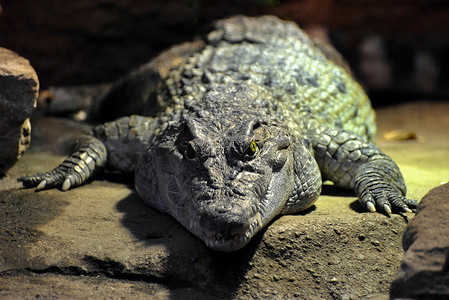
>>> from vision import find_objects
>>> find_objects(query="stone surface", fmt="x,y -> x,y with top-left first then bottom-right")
0,47 -> 39,176
0,158 -> 411,300
390,183 -> 449,299
0,101 -> 448,299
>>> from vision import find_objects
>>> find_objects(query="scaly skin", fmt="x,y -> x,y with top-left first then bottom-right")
19,16 -> 418,251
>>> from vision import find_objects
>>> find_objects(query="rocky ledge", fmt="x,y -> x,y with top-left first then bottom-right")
0,101 -> 448,299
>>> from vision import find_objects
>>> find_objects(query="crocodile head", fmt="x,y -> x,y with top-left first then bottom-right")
135,84 -> 302,251
137,113 -> 296,251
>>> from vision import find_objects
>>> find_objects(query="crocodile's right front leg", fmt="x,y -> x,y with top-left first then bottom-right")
18,135 -> 107,191
19,115 -> 158,191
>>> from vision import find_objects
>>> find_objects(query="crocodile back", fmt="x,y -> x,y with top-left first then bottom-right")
161,15 -> 376,142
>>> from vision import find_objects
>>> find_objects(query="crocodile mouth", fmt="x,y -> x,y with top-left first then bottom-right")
190,211 -> 263,252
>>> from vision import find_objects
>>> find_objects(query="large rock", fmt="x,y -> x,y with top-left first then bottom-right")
390,183 -> 449,299
0,47 -> 39,176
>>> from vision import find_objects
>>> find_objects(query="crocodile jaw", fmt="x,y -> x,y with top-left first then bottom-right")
188,211 -> 263,251
165,185 -> 267,252
161,147 -> 294,252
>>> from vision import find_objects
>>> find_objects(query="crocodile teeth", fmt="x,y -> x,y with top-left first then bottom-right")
189,218 -> 198,231
255,212 -> 262,227
244,231 -> 251,242
233,234 -> 241,242
207,231 -> 218,239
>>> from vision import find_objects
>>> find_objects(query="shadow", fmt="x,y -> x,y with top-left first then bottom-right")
0,187 -> 69,272
115,192 -> 261,299
321,184 -> 356,197
349,199 -> 366,213
321,184 -> 374,214
398,212 -> 413,224
296,204 -> 317,215
100,172 -> 135,190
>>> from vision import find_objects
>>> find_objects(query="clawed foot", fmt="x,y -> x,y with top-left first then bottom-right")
358,187 -> 418,214
354,163 -> 419,214
18,136 -> 107,192
19,169 -> 79,191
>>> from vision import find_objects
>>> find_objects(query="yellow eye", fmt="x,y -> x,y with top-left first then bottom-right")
248,141 -> 258,155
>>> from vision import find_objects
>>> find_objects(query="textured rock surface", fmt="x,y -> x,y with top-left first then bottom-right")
0,101 -> 448,299
0,154 -> 413,300
390,183 -> 449,299
0,47 -> 39,176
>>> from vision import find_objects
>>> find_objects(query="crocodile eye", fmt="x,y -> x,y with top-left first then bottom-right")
246,140 -> 258,157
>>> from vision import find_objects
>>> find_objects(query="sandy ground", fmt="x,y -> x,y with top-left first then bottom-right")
0,100 -> 448,299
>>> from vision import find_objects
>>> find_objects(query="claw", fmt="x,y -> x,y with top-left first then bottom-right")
366,201 -> 376,212
406,199 -> 419,208
383,204 -> 392,214
36,180 -> 47,191
403,207 -> 412,213
62,178 -> 71,191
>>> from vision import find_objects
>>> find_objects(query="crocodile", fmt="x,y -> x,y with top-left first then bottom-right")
19,15 -> 418,252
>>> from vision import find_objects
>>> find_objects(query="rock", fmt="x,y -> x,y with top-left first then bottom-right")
390,183 -> 449,299
0,160 -> 410,299
0,47 -> 39,176
1,100 -> 449,299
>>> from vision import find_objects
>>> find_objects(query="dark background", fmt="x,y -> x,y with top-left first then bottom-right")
1,0 -> 448,106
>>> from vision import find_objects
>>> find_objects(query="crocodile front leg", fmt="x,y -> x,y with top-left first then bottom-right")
311,129 -> 418,213
19,115 -> 158,191
18,135 -> 107,191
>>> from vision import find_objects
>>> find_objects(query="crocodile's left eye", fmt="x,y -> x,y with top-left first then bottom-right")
246,140 -> 258,157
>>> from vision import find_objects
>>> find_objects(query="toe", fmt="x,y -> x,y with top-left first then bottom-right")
383,204 -> 392,214
62,178 -> 71,191
366,201 -> 376,212
404,198 -> 419,208
360,193 -> 377,212
36,180 -> 47,191
375,195 -> 391,214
